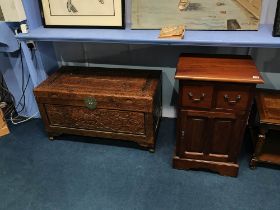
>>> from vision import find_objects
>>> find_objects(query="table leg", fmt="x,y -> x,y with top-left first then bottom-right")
250,128 -> 266,169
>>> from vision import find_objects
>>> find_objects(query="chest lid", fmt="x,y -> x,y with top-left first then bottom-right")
34,66 -> 161,112
176,54 -> 264,84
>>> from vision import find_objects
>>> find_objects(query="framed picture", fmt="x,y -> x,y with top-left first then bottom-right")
273,0 -> 280,37
131,0 -> 262,30
0,5 -> 3,21
39,0 -> 125,28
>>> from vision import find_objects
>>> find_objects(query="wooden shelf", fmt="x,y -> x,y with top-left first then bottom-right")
258,131 -> 280,165
16,24 -> 280,48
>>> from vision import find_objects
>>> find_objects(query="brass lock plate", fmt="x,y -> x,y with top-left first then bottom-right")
84,97 -> 97,110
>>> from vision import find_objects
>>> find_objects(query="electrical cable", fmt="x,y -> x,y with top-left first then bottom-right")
1,44 -> 29,117
1,43 -> 37,125
0,75 -> 17,117
10,112 -> 39,125
12,43 -> 32,116
10,45 -> 37,125
16,43 -> 27,114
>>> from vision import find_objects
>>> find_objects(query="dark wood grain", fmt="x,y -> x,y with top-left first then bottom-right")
45,104 -> 145,135
173,156 -> 239,177
174,54 -> 264,177
250,89 -> 280,168
34,67 -> 162,150
175,54 -> 264,84
256,89 -> 280,126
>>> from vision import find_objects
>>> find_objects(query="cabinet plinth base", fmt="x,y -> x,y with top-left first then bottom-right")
173,156 -> 239,177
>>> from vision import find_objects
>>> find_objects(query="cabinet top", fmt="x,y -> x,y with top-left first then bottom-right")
175,54 -> 264,84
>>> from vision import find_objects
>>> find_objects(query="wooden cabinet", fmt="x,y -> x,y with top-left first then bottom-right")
250,89 -> 280,169
173,55 -> 264,177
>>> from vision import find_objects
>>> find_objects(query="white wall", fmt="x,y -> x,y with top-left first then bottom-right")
260,0 -> 278,24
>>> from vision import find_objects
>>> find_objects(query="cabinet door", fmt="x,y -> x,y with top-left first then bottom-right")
178,110 -> 209,159
206,116 -> 238,162
178,110 -> 243,162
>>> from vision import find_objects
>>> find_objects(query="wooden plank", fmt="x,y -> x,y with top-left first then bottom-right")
0,108 -> 9,137
236,0 -> 261,19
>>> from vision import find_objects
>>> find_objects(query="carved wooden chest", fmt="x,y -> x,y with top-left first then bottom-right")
34,67 -> 162,151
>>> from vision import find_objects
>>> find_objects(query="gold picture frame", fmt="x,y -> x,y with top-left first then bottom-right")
273,0 -> 280,37
40,0 -> 125,28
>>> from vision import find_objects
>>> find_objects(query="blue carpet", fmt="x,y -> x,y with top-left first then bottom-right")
0,118 -> 279,210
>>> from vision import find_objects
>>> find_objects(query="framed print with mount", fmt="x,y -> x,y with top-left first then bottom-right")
273,0 -> 280,37
39,0 -> 125,28
131,0 -> 262,30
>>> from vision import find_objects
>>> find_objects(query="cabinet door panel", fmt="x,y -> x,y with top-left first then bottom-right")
179,110 -> 243,163
210,119 -> 234,155
205,113 -> 239,163
185,117 -> 207,152
227,118 -> 247,162
179,110 -> 208,158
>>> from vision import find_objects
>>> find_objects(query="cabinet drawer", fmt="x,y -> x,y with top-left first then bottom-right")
181,85 -> 213,109
216,87 -> 250,111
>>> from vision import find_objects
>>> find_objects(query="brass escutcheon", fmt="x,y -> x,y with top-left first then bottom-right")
84,97 -> 97,110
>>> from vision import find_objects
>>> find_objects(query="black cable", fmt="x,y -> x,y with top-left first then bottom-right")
15,44 -> 32,115
1,44 -> 34,119
17,43 -> 26,113
14,76 -> 30,111
0,74 -> 9,101
0,74 -> 16,117
0,74 -> 5,99
0,70 -> 25,117
8,44 -> 32,120
33,49 -> 38,69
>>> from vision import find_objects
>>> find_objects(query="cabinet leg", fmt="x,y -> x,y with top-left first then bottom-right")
250,158 -> 257,170
48,132 -> 61,141
251,128 -> 266,169
49,136 -> 55,141
254,133 -> 266,156
149,148 -> 155,153
138,143 -> 155,153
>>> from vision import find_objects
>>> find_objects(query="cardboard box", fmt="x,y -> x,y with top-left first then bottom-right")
0,108 -> 9,137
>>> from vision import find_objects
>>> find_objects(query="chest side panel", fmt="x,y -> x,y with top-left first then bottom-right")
45,104 -> 145,135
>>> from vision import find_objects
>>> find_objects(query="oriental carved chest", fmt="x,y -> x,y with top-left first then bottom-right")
173,54 -> 264,177
34,67 -> 162,151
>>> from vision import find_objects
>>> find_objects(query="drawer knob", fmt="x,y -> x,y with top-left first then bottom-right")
181,131 -> 185,138
224,94 -> 241,105
188,92 -> 206,102
84,97 -> 97,110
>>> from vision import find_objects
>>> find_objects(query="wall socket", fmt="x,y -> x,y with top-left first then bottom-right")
26,41 -> 36,50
